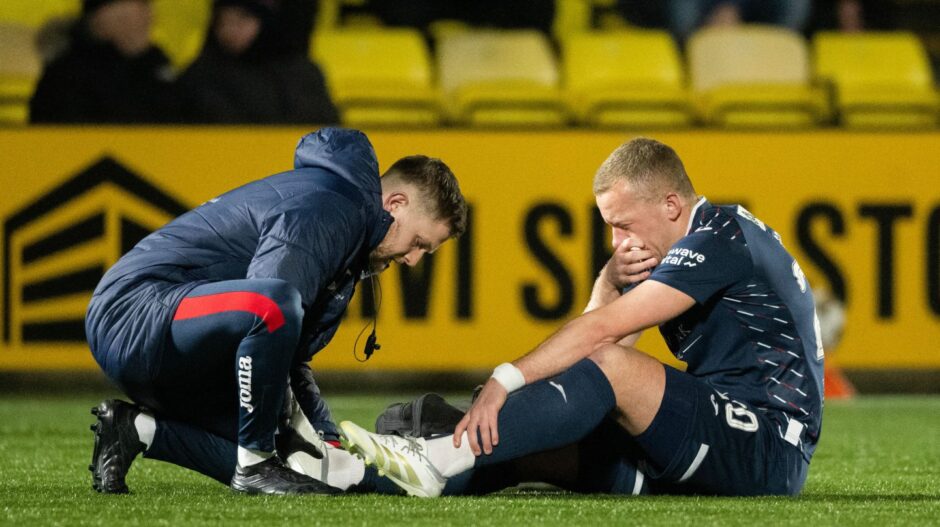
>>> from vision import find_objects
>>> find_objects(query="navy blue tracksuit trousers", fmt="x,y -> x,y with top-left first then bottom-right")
96,278 -> 304,483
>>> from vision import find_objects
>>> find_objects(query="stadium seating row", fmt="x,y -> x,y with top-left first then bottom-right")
314,26 -> 939,129
0,5 -> 937,128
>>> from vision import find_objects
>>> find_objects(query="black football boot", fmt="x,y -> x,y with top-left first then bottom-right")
230,456 -> 342,495
89,399 -> 145,494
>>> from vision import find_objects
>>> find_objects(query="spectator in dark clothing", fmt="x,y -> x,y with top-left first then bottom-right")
366,0 -> 555,37
616,1 -> 670,30
30,0 -> 181,124
667,0 -> 812,43
269,0 -> 319,57
809,0 -> 896,33
178,0 -> 338,125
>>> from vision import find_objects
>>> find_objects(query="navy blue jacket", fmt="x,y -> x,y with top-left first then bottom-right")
86,128 -> 393,438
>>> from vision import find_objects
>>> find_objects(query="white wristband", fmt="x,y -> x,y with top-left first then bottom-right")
491,362 -> 525,393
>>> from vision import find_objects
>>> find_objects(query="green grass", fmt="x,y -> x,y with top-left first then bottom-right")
1,394 -> 938,526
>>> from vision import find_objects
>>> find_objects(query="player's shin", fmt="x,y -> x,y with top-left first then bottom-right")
468,358 -> 616,468
413,359 -> 615,478
234,346 -> 292,465
339,359 -> 616,497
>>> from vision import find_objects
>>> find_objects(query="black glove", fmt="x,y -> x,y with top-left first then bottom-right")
275,426 -> 324,461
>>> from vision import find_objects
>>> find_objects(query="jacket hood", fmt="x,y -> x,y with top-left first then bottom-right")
293,127 -> 391,252
294,127 -> 381,198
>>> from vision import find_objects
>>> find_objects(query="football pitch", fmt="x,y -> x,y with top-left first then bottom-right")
1,394 -> 937,526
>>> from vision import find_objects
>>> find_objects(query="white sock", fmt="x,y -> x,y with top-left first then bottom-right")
425,433 -> 475,478
237,446 -> 273,467
133,411 -> 156,450
325,447 -> 365,490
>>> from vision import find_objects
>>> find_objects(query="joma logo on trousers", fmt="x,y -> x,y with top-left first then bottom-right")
238,356 -> 253,413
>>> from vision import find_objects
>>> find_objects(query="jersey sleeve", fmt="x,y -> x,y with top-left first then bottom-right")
647,229 -> 753,304
247,196 -> 363,309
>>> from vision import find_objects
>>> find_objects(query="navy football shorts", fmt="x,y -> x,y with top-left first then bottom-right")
634,365 -> 810,496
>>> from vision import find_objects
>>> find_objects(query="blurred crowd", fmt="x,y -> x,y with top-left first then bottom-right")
30,0 -> 337,123
364,0 -> 898,40
619,0 -> 897,40
27,0 -> 921,125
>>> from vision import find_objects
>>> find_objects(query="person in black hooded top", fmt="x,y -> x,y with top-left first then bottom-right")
29,0 -> 181,124
178,0 -> 339,125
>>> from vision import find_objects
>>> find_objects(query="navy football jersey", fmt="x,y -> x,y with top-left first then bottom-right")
646,198 -> 824,461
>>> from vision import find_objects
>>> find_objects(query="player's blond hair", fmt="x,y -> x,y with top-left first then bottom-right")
593,138 -> 696,201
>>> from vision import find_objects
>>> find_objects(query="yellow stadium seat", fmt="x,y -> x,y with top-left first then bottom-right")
0,0 -> 79,28
554,0 -> 593,42
437,30 -> 567,127
313,29 -> 440,127
553,0 -> 621,42
0,22 -> 41,125
563,30 -> 692,128
688,25 -> 826,128
428,19 -> 470,43
814,31 -> 939,129
150,0 -> 210,70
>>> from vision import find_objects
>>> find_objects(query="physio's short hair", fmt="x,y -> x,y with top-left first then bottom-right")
593,138 -> 696,201
382,155 -> 468,237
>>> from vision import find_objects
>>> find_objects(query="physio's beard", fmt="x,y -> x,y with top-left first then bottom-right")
368,244 -> 394,273
369,222 -> 398,272
368,255 -> 391,274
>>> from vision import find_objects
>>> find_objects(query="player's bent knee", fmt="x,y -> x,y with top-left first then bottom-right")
588,344 -> 655,379
587,344 -> 634,385
588,344 -> 667,429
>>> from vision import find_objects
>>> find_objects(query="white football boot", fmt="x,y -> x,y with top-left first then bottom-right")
339,421 -> 446,498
